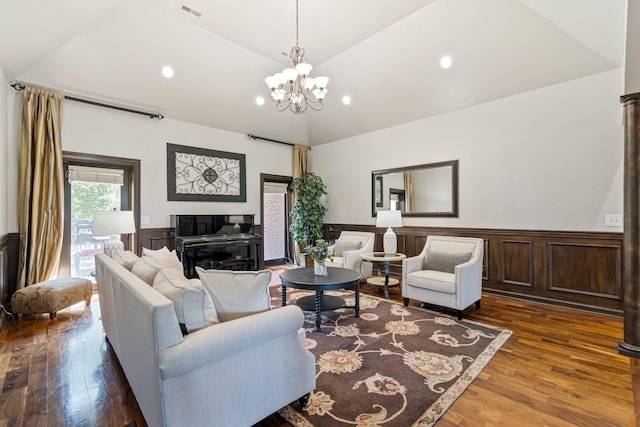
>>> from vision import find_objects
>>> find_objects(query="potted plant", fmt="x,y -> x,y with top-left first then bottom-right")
289,172 -> 328,266
308,239 -> 331,276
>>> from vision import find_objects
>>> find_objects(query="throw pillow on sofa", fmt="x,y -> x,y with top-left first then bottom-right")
142,246 -> 171,258
142,247 -> 183,269
112,250 -> 140,271
195,267 -> 272,322
153,268 -> 218,333
132,256 -> 184,285
422,249 -> 472,274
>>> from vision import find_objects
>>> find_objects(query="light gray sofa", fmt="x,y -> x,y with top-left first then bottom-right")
95,253 -> 316,427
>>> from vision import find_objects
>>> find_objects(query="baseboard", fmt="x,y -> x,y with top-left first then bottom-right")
482,288 -> 623,318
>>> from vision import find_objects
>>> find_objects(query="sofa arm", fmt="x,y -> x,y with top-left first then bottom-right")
342,249 -> 363,271
455,256 -> 483,286
328,243 -> 336,257
402,255 -> 424,284
159,305 -> 306,379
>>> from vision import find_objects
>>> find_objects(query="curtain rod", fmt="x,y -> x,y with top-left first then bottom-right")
247,134 -> 310,149
9,81 -> 164,120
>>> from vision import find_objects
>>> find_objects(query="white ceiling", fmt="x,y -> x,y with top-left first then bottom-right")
0,0 -> 627,146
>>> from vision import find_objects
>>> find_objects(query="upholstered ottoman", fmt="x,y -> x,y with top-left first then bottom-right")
11,278 -> 93,319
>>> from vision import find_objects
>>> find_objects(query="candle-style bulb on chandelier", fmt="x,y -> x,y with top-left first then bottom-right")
264,0 -> 329,114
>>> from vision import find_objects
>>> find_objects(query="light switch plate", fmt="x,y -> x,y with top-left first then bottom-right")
141,215 -> 151,225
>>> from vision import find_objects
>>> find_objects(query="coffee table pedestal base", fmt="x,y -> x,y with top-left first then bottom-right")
296,295 -> 346,332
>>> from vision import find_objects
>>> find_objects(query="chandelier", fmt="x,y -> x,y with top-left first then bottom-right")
264,0 -> 329,114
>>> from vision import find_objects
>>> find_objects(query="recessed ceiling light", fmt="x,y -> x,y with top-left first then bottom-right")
342,96 -> 351,105
256,96 -> 265,106
440,55 -> 452,69
162,66 -> 174,79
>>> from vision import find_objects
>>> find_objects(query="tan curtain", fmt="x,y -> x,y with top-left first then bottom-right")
17,88 -> 65,290
292,145 -> 310,265
404,171 -> 414,212
293,144 -> 309,179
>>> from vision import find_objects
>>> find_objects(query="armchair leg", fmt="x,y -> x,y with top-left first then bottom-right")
475,300 -> 481,309
457,311 -> 463,320
299,393 -> 310,408
403,297 -> 409,306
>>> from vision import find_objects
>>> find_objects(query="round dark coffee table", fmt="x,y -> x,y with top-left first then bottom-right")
280,267 -> 361,332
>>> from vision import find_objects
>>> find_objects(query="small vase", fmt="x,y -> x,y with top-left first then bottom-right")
314,262 -> 328,276
298,252 -> 307,268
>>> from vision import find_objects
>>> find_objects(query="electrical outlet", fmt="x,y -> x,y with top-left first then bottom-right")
605,214 -> 622,227
141,215 -> 151,225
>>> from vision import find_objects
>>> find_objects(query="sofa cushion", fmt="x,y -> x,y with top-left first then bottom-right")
131,257 -> 162,285
142,246 -> 171,258
195,267 -> 272,322
142,247 -> 183,268
112,250 -> 140,271
423,249 -> 472,273
153,268 -> 218,333
132,255 -> 183,285
333,240 -> 362,257
406,270 -> 456,293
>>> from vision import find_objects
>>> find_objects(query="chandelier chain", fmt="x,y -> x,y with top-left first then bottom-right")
295,0 -> 299,47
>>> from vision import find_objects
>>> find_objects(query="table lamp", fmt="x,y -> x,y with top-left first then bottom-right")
93,210 -> 136,257
376,210 -> 403,256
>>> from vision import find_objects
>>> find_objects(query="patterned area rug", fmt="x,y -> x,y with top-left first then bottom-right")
270,288 -> 512,427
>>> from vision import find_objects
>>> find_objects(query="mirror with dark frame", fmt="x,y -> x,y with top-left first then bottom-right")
372,160 -> 459,217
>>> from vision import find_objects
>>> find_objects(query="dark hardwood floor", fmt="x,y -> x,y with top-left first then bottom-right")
1,274 -> 638,426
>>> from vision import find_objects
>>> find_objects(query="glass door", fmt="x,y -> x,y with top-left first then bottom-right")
59,153 -> 139,280
261,175 -> 292,266
69,177 -> 122,278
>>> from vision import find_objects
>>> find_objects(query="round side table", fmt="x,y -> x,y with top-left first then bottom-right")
359,252 -> 406,298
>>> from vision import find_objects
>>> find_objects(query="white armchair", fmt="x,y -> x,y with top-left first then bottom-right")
402,235 -> 484,319
324,231 -> 375,278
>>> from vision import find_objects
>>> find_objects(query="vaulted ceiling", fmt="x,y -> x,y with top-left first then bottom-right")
0,0 -> 626,146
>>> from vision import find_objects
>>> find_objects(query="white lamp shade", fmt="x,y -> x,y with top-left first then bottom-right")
292,93 -> 303,105
93,210 -> 136,235
274,73 -> 287,85
303,77 -> 315,89
271,89 -> 286,101
282,67 -> 299,82
265,76 -> 280,89
295,62 -> 312,76
376,210 -> 403,228
314,76 -> 329,89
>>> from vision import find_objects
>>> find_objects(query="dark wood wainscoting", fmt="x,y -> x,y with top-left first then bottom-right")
0,233 -> 19,332
0,227 -> 622,316
325,224 -> 623,317
0,233 -> 19,305
139,228 -> 175,252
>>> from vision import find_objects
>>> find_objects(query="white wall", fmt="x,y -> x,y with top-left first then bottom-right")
626,0 -> 640,93
4,68 -> 625,234
312,69 -> 624,232
0,67 -> 6,235
6,99 -> 294,231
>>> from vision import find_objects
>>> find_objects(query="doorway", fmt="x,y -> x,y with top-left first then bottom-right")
261,174 -> 292,266
59,152 -> 140,279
